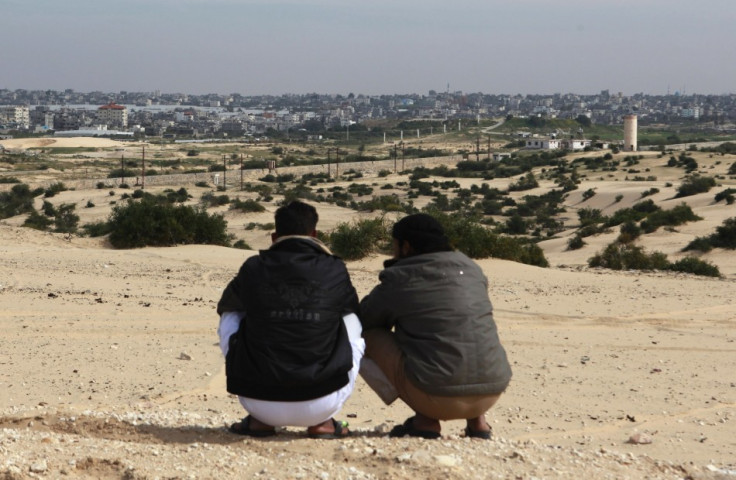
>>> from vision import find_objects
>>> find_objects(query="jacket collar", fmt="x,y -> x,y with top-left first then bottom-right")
270,235 -> 333,255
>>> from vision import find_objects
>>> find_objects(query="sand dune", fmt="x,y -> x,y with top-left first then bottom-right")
1,224 -> 734,479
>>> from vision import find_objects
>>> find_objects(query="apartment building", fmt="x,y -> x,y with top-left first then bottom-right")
97,102 -> 128,128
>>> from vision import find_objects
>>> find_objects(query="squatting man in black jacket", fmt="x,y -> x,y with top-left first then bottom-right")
217,201 -> 364,438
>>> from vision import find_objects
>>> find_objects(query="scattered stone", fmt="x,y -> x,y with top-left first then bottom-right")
29,460 -> 48,473
179,352 -> 192,361
434,455 -> 458,467
627,433 -> 653,445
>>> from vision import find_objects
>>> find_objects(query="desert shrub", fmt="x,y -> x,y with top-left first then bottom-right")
578,207 -> 603,227
682,236 -> 714,252
614,194 -> 623,203
244,222 -> 273,231
329,217 -> 390,260
82,221 -> 113,237
208,164 -> 226,172
348,183 -> 373,196
0,176 -> 21,184
588,243 -> 669,271
714,188 -> 736,204
675,175 -> 716,198
85,200 -> 95,208
23,210 -> 53,230
42,200 -> 56,217
232,239 -> 252,250
354,195 -> 411,213
504,214 -> 528,235
710,217 -> 736,249
427,209 -> 548,266
162,188 -> 191,203
582,188 -> 596,201
107,169 -> 135,178
231,198 -> 265,213
640,203 -> 701,233
54,204 -> 79,234
729,162 -> 736,175
641,187 -> 659,198
132,189 -> 145,199
44,182 -> 68,198
0,183 -> 40,219
378,169 -> 391,177
567,235 -> 585,251
508,172 -> 539,192
617,220 -> 641,243
195,181 -> 209,188
667,257 -> 720,277
201,192 -> 230,206
578,223 -> 608,238
107,198 -> 230,249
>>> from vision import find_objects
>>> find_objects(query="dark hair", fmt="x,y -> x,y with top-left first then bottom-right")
392,213 -> 452,254
274,200 -> 318,236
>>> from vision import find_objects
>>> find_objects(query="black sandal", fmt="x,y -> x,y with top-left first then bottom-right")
228,415 -> 276,437
388,416 -> 440,439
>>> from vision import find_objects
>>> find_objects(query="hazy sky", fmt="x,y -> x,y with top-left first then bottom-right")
2,0 -> 734,96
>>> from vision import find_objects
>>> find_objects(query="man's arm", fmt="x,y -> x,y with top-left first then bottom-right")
359,282 -> 397,330
217,311 -> 245,356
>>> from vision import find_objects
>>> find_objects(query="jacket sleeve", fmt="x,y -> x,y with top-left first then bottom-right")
359,277 -> 399,331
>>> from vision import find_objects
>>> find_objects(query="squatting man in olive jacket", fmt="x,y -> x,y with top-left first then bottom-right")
359,213 -> 512,439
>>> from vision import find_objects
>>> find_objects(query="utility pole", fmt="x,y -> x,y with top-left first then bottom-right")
487,136 -> 491,160
240,154 -> 244,191
141,145 -> 145,189
476,137 -> 480,161
335,147 -> 340,179
327,148 -> 331,177
121,153 -> 124,185
222,155 -> 226,191
401,141 -> 405,171
393,143 -> 398,173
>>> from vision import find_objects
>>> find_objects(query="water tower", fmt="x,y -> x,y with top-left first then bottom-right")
623,114 -> 638,151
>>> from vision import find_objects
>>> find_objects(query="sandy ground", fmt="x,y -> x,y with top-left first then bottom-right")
1,138 -> 736,479
1,226 -> 734,479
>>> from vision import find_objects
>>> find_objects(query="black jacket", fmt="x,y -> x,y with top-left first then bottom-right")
218,236 -> 358,401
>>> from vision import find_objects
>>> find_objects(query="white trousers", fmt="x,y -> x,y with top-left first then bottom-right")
218,311 -> 365,427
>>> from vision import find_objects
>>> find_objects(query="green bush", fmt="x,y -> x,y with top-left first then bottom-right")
640,203 -> 701,233
714,188 -> 736,205
230,198 -> 265,213
233,239 -> 252,250
617,220 -> 641,243
0,176 -> 21,184
201,192 -> 230,206
427,209 -> 548,267
107,198 -> 230,249
53,204 -> 79,234
667,257 -> 720,277
44,182 -> 68,198
581,188 -> 596,201
329,217 -> 390,260
675,175 -> 716,198
82,221 -> 113,237
588,243 -> 669,271
566,235 -> 585,251
508,172 -> 539,192
0,184 -> 39,219
23,210 -> 53,230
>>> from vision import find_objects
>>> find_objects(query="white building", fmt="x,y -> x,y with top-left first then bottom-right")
525,138 -> 561,150
0,106 -> 31,128
97,102 -> 128,128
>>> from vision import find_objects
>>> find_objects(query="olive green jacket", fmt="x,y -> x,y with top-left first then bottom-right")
360,251 -> 512,396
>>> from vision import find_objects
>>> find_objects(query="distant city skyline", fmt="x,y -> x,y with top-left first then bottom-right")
2,0 -> 734,97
